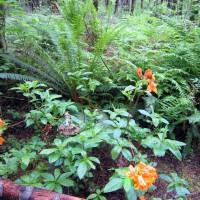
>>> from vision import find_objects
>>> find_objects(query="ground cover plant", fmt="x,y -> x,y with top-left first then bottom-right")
0,0 -> 200,199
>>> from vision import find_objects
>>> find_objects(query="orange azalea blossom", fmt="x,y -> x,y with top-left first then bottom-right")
136,68 -> 157,94
0,135 -> 5,145
136,68 -> 143,79
140,196 -> 145,200
0,118 -> 5,129
147,79 -> 157,94
124,161 -> 158,191
144,69 -> 153,79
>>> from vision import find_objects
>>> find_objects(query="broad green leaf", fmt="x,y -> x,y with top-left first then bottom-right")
152,118 -> 159,127
153,147 -> 166,157
111,146 -> 122,160
122,149 -> 133,161
176,185 -> 190,197
40,148 -> 57,155
54,139 -> 62,146
89,157 -> 100,164
159,174 -> 173,182
54,169 -> 61,180
167,182 -> 175,193
77,161 -> 88,179
45,182 -> 55,190
21,155 -> 30,166
87,194 -> 98,199
54,183 -> 62,194
138,109 -> 150,117
123,177 -> 132,192
42,173 -> 54,180
49,153 -> 60,163
20,174 -> 30,183
113,129 -> 121,138
104,178 -> 123,193
125,185 -> 137,200
41,118 -> 47,125
103,120 -> 116,127
26,119 -> 34,127
57,178 -> 74,187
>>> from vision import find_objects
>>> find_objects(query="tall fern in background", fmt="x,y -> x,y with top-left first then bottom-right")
0,0 -> 122,101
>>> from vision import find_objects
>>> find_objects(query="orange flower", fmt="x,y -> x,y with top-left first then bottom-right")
0,135 -> 5,145
0,118 -> 5,129
136,68 -> 143,79
136,68 -> 158,94
124,162 -> 157,191
147,79 -> 157,94
140,196 -> 145,200
144,69 -> 153,79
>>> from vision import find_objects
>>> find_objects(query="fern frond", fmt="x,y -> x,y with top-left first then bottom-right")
0,73 -> 36,81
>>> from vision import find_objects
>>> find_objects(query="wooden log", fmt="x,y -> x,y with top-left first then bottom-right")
0,179 -> 85,200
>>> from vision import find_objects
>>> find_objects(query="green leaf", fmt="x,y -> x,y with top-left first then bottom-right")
26,119 -> 34,127
57,178 -> 74,187
87,194 -> 98,199
138,109 -> 150,117
21,155 -> 30,166
42,173 -> 54,180
159,174 -> 173,182
123,177 -> 132,192
103,120 -> 116,127
152,118 -> 159,127
54,183 -> 62,194
54,169 -> 61,180
176,185 -> 190,197
20,174 -> 30,183
77,161 -> 88,179
49,153 -> 60,163
40,148 -> 57,155
122,149 -> 133,161
89,157 -> 100,164
125,185 -> 137,200
54,139 -> 62,146
153,147 -> 166,157
45,182 -> 56,190
113,129 -> 121,138
104,178 -> 123,193
167,182 -> 175,193
41,118 -> 47,125
111,146 -> 122,160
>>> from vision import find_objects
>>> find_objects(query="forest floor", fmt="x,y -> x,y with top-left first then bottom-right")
1,92 -> 200,200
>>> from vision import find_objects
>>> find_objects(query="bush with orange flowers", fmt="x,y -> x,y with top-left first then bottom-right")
136,68 -> 157,94
124,162 -> 158,191
0,118 -> 6,145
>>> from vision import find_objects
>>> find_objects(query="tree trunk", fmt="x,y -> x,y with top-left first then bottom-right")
105,0 -> 109,8
0,1 -> 6,67
0,2 -> 6,51
93,0 -> 99,10
131,0 -> 136,14
114,0 -> 120,14
141,0 -> 144,9
167,0 -> 177,10
190,0 -> 199,21
0,179 -> 85,200
178,0 -> 183,15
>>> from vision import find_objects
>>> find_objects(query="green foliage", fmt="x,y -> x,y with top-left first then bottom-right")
11,81 -> 78,127
160,173 -> 190,197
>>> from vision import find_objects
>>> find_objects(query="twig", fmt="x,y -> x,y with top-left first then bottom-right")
7,120 -> 25,128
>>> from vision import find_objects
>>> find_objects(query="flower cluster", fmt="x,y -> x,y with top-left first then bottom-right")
0,118 -> 5,129
0,118 -> 6,145
124,161 -> 158,191
136,68 -> 157,94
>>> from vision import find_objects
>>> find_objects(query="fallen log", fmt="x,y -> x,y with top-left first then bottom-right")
0,179 -> 85,200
